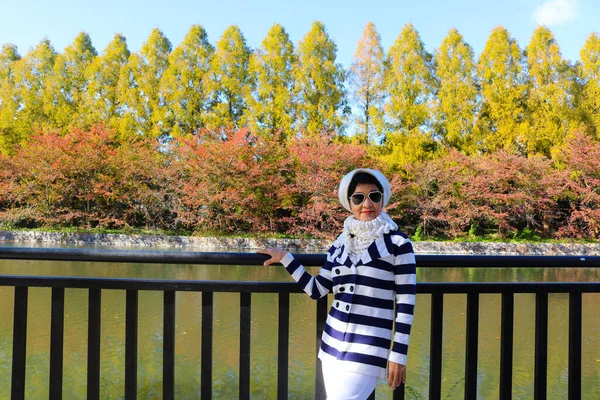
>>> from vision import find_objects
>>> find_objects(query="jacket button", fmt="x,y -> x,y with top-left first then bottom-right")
336,302 -> 339,308
350,286 -> 354,292
335,269 -> 340,274
346,305 -> 350,311
339,287 -> 345,292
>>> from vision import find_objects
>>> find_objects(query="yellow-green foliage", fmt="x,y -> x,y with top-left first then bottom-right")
246,24 -> 297,142
0,44 -> 21,154
206,25 -> 253,130
475,26 -> 528,154
45,32 -> 97,130
349,22 -> 386,145
160,25 -> 214,138
12,39 -> 56,143
384,23 -> 436,136
381,23 -> 438,170
525,26 -> 576,156
294,21 -> 347,136
434,29 -> 478,152
0,23 -> 599,161
83,34 -> 130,132
580,33 -> 600,137
117,28 -> 171,140
379,130 -> 439,175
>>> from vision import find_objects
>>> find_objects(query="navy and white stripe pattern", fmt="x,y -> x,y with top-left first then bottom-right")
281,230 -> 417,379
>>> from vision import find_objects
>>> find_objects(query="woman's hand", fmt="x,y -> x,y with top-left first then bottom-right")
387,361 -> 406,390
256,249 -> 288,266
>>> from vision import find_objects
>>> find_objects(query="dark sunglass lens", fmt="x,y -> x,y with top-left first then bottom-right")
350,194 -> 365,205
369,192 -> 382,203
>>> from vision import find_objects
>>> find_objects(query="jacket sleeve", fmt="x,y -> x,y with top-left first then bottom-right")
280,245 -> 336,300
388,236 -> 417,366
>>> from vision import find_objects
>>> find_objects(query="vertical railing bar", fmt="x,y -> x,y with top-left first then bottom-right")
393,383 -> 406,400
49,287 -> 65,400
163,291 -> 175,400
568,290 -> 582,400
534,292 -> 548,400
125,290 -> 138,400
429,292 -> 444,400
11,286 -> 28,400
239,292 -> 251,400
277,293 -> 290,400
201,291 -> 213,400
500,292 -> 514,400
315,296 -> 328,400
87,289 -> 101,400
464,292 -> 479,400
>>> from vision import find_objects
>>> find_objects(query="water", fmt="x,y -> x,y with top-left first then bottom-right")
0,255 -> 598,399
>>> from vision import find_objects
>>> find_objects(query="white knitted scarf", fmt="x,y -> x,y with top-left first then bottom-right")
334,212 -> 398,264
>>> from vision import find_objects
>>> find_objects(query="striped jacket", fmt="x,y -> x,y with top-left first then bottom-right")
281,230 -> 417,379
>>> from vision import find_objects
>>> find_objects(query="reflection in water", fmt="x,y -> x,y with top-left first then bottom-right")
0,259 -> 598,399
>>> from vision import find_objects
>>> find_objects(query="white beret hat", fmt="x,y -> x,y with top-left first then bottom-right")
338,168 -> 391,212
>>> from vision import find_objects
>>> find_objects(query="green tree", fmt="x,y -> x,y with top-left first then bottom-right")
45,32 -> 97,130
245,23 -> 297,142
206,25 -> 253,131
433,28 -> 478,152
348,22 -> 385,145
160,25 -> 214,138
12,39 -> 57,138
525,26 -> 575,155
117,28 -> 171,139
381,23 -> 438,171
0,44 -> 20,80
378,130 -> 439,175
83,34 -> 130,130
580,32 -> 600,136
294,21 -> 347,136
475,26 -> 528,153
117,53 -> 144,139
0,44 -> 21,153
385,23 -> 436,136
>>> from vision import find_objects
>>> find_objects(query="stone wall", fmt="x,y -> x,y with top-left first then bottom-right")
2,230 -> 600,255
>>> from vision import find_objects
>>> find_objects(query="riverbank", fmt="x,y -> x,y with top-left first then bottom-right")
2,230 -> 600,255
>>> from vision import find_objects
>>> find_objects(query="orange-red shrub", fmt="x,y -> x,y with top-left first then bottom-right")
0,126 -> 175,229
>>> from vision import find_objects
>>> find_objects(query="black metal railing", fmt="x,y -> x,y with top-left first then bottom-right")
1,247 -> 599,400
1,246 -> 600,268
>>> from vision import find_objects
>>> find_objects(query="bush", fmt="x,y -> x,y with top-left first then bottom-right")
3,125 -> 600,240
0,126 -> 176,229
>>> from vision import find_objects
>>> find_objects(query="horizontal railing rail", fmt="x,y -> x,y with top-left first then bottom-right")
0,275 -> 599,293
1,247 -> 599,399
1,246 -> 600,267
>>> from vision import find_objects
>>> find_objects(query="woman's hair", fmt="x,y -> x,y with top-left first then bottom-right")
348,172 -> 384,197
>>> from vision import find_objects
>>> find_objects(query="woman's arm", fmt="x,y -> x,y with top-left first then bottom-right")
257,247 -> 335,299
387,236 -> 417,387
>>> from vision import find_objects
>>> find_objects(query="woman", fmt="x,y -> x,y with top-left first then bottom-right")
259,168 -> 417,400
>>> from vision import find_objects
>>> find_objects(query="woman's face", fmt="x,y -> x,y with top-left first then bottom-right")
349,183 -> 383,221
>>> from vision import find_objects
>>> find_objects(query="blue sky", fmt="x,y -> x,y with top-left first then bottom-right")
1,0 -> 598,67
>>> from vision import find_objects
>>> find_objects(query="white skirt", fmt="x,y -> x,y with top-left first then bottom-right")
321,359 -> 379,400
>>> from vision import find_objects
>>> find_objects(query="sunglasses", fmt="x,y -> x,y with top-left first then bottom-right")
349,191 -> 383,205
